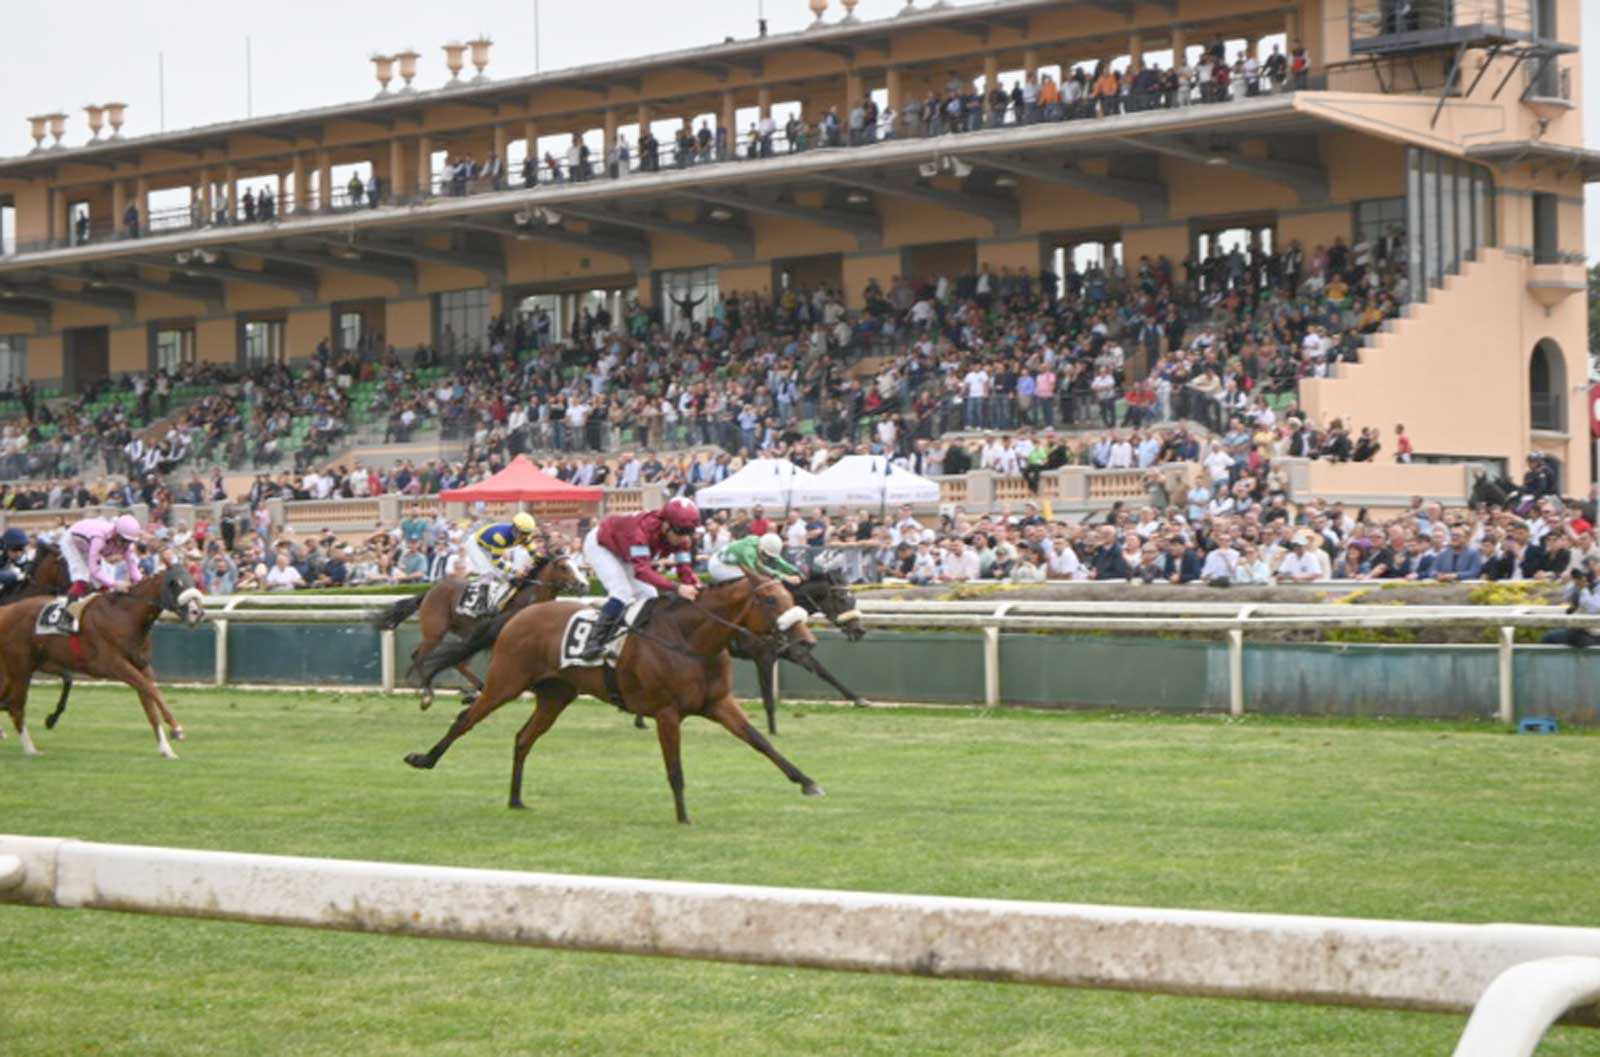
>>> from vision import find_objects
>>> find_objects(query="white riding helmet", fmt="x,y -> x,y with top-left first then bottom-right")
758,533 -> 785,559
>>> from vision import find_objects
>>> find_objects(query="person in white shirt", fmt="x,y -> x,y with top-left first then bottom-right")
1275,539 -> 1323,582
1200,534 -> 1241,582
939,539 -> 980,582
1048,542 -> 1085,579
784,514 -> 809,550
265,553 -> 305,592
1107,435 -> 1134,469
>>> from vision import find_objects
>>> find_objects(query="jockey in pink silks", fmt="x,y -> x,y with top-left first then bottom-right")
63,514 -> 146,599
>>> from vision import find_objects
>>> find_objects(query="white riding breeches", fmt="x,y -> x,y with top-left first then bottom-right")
63,538 -> 95,585
706,556 -> 746,583
583,528 -> 659,603
464,539 -> 513,583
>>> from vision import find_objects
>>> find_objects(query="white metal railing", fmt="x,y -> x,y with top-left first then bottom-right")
0,836 -> 1596,1056
180,595 -> 1598,720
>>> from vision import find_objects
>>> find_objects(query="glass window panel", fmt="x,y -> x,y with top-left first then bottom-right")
1438,160 -> 1456,275
1421,153 -> 1440,288
1456,164 -> 1474,259
1407,151 -> 1424,293
243,320 -> 284,366
0,335 -> 27,387
437,288 -> 490,359
661,266 -> 720,335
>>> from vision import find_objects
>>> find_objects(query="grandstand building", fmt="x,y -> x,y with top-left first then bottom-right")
0,0 -> 1594,487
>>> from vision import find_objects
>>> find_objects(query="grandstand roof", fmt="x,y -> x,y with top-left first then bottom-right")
438,456 -> 604,505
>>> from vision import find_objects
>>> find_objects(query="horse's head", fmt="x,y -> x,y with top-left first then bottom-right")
735,573 -> 814,648
800,568 -> 866,643
160,565 -> 206,627
541,554 -> 589,597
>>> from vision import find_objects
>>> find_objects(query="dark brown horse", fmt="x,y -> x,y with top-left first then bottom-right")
372,554 -> 587,709
0,565 -> 205,757
0,544 -> 75,736
404,574 -> 823,823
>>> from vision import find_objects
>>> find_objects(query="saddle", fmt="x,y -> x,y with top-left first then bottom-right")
456,579 -> 511,619
36,595 -> 95,636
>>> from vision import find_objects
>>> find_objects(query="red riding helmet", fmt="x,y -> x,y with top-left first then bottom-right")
661,497 -> 701,532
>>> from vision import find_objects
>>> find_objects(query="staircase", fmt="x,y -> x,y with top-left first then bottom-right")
1298,249 -> 1530,461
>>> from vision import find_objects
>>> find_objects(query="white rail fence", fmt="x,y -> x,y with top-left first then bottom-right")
193,595 -> 1599,722
0,836 -> 1596,1057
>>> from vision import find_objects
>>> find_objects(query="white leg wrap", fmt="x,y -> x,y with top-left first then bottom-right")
20,725 -> 40,756
777,606 -> 809,631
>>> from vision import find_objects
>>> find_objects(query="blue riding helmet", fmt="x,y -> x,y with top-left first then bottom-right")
0,528 -> 27,550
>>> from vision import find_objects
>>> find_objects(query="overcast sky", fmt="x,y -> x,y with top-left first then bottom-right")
2,0 -> 1596,257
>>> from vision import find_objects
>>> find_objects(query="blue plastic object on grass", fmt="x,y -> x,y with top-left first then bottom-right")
1518,717 -> 1559,735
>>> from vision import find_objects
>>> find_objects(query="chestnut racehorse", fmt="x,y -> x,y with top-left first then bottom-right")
0,544 -> 74,736
404,574 -> 823,823
0,565 -> 205,758
372,555 -> 587,709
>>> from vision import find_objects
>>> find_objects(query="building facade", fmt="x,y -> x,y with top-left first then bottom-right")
0,0 -> 1594,483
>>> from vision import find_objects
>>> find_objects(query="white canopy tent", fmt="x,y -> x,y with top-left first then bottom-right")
693,458 -> 821,511
792,455 -> 941,509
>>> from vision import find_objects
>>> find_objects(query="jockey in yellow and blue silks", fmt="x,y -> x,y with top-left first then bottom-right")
464,512 -> 541,586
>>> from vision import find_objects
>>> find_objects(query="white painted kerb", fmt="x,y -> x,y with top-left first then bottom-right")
3,834 -> 1600,1029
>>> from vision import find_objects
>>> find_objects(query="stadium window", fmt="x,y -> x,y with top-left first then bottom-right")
0,196 -> 13,255
337,312 -> 363,355
1532,194 -> 1558,264
241,318 -> 285,366
1529,339 -> 1566,432
68,201 -> 91,245
152,325 -> 194,372
0,335 -> 27,386
436,288 -> 489,359
660,266 -> 719,336
1353,197 -> 1405,248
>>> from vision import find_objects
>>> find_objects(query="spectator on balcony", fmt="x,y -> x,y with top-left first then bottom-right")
1291,42 -> 1310,89
123,200 -> 140,239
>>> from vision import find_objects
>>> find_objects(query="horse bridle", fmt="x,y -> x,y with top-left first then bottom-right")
625,579 -> 806,659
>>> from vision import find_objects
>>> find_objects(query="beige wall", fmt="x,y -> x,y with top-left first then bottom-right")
385,298 -> 432,350
842,252 -> 901,310
1300,249 -> 1590,486
109,325 -> 144,373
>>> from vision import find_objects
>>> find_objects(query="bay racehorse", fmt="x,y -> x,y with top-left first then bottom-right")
404,574 -> 823,823
733,568 -> 868,735
0,564 -> 205,757
0,543 -> 75,736
371,555 -> 587,709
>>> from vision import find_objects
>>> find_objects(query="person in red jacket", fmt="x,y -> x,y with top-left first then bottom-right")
578,496 -> 702,660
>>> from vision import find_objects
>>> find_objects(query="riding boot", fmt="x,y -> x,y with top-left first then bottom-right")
581,598 -> 625,661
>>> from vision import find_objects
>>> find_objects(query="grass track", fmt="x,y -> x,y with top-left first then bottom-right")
2,685 -> 1598,1056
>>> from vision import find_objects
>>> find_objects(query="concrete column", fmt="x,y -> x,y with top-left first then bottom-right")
1023,47 -> 1039,78
757,85 -> 772,117
1171,28 -> 1188,66
885,67 -> 903,111
983,53 -> 999,90
523,118 -> 539,158
51,189 -> 67,243
718,93 -> 733,145
275,172 -> 285,211
135,176 -> 150,228
602,108 -> 616,152
846,69 -> 863,106
223,164 -> 236,220
388,137 -> 404,198
492,122 -> 508,161
1285,10 -> 1300,44
417,134 -> 432,196
196,165 -> 209,223
291,153 -> 307,211
318,151 -> 333,210
111,180 -> 127,235
1128,32 -> 1144,71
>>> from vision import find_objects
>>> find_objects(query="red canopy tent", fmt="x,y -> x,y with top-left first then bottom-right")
439,456 -> 604,514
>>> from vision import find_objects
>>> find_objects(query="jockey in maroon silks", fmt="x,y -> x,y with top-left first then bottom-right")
579,496 -> 702,660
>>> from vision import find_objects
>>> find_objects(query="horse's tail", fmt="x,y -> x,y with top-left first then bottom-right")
414,609 -> 516,684
371,592 -> 424,631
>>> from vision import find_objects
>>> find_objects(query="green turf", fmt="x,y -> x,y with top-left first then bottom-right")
3,687 -> 1598,1056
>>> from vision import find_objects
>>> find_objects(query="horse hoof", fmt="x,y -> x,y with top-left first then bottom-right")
403,753 -> 435,770
171,727 -> 186,742
419,698 -> 432,712
508,800 -> 527,811
44,715 -> 59,730
802,783 -> 826,798
460,693 -> 479,707
852,698 -> 872,709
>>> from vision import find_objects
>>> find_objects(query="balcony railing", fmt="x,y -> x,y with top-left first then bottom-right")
4,77 -> 1306,259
